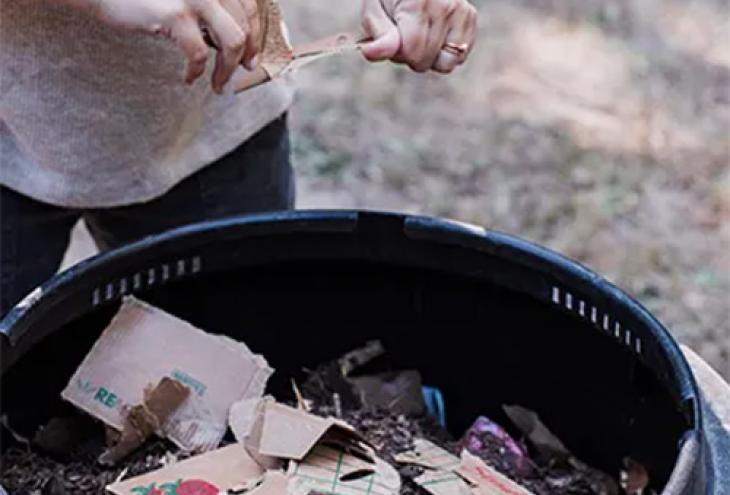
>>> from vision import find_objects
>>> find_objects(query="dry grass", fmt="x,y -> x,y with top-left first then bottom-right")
283,0 -> 730,376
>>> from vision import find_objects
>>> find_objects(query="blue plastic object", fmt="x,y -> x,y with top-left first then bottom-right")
422,386 -> 447,427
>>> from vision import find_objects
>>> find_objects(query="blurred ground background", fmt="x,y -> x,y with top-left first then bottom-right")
65,0 -> 730,376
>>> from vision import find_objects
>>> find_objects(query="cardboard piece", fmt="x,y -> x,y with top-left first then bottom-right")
231,397 -> 284,469
414,469 -> 473,495
62,297 -> 273,452
230,398 -> 399,495
106,443 -> 264,495
397,440 -> 533,495
290,444 -> 401,495
245,401 -> 370,462
245,470 -> 291,495
229,397 -> 267,450
396,439 -> 473,495
456,451 -> 534,495
99,377 -> 190,466
235,0 -> 293,91
394,438 -> 460,471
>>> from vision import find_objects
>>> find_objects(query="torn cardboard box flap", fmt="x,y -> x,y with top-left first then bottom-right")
62,297 -> 273,453
232,399 -> 370,463
228,398 -> 401,495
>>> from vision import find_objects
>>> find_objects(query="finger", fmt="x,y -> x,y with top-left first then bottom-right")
432,4 -> 474,73
170,14 -> 210,84
220,0 -> 258,69
419,17 -> 450,72
197,1 -> 247,93
417,0 -> 458,71
240,0 -> 260,69
432,44 -> 459,73
219,0 -> 248,33
394,11 -> 429,71
463,4 -> 478,59
448,4 -> 475,63
360,0 -> 401,61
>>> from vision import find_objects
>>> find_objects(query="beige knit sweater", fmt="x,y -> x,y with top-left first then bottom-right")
0,0 -> 295,208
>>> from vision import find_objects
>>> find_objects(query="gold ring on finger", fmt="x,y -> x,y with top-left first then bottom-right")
442,42 -> 469,56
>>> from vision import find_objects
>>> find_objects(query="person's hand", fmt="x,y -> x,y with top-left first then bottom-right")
68,0 -> 260,93
360,0 -> 477,74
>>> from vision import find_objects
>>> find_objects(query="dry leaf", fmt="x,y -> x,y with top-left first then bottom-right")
620,457 -> 650,495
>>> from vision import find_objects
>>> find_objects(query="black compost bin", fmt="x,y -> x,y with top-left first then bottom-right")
0,211 -> 719,494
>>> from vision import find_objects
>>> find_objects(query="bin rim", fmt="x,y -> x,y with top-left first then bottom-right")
0,209 -> 707,493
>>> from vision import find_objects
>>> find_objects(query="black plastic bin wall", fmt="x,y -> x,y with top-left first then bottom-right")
0,211 -> 716,493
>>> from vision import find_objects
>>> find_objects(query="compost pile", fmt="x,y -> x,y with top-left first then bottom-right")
0,298 -> 648,495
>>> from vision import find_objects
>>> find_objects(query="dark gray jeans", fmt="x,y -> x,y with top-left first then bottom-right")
0,115 -> 293,317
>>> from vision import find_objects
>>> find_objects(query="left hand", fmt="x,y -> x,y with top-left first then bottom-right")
360,0 -> 477,74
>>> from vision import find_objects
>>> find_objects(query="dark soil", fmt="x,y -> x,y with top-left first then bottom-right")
0,438 -> 181,495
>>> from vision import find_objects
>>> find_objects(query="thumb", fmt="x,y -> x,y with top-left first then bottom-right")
360,0 -> 401,61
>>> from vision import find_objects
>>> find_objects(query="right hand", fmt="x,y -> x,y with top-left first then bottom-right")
71,0 -> 261,93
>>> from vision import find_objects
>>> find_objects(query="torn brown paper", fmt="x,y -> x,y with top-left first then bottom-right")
236,0 -> 292,91
62,297 -> 273,452
106,443 -> 264,495
456,451 -> 534,495
235,0 -> 365,92
394,438 -> 460,471
289,444 -> 401,495
99,377 -> 190,465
